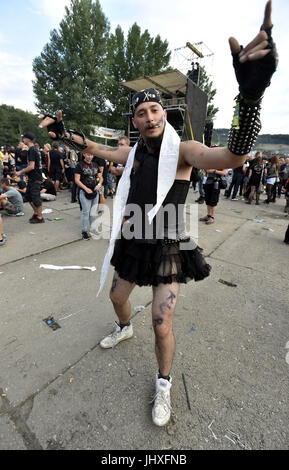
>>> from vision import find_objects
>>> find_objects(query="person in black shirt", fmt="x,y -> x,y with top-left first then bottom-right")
75,152 -> 103,239
246,153 -> 264,204
40,174 -> 57,201
15,142 -> 28,179
16,132 -> 44,223
48,142 -> 65,193
38,2 -> 277,427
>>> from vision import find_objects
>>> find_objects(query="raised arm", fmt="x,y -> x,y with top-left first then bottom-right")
181,1 -> 277,171
38,110 -> 131,165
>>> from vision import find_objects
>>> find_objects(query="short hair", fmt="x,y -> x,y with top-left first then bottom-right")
118,136 -> 130,145
1,177 -> 10,186
52,141 -> 59,150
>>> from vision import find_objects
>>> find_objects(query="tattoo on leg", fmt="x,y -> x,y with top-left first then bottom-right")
154,289 -> 177,327
159,290 -> 176,315
168,290 -> 176,305
153,317 -> 164,328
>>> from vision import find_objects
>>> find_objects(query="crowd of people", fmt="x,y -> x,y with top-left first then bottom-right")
192,151 -> 289,239
0,135 -> 127,246
1,140 -> 289,248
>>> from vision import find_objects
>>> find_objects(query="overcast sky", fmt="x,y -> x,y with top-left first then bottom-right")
0,0 -> 288,133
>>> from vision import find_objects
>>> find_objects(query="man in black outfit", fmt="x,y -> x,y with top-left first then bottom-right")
16,132 -> 44,223
38,2 -> 277,427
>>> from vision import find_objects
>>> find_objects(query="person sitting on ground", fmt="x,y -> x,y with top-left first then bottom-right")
0,177 -> 24,216
40,173 -> 57,201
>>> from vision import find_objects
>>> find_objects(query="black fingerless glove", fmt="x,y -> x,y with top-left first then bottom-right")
232,26 -> 278,101
41,113 -> 66,140
41,113 -> 87,151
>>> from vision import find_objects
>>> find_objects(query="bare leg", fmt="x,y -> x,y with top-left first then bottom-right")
30,202 -> 42,219
109,271 -> 136,324
152,282 -> 179,377
207,205 -> 217,218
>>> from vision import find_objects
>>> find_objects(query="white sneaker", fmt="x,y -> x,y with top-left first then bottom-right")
89,230 -> 101,240
100,322 -> 133,349
152,374 -> 172,426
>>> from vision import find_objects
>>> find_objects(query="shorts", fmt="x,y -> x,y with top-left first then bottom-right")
50,167 -> 62,181
204,183 -> 220,207
26,180 -> 42,207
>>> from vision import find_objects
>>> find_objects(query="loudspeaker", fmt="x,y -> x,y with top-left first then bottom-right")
184,79 -> 208,143
204,121 -> 214,147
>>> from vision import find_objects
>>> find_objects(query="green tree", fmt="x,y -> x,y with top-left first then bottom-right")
106,23 -> 171,130
0,105 -> 48,147
32,0 -> 110,134
32,0 -> 171,134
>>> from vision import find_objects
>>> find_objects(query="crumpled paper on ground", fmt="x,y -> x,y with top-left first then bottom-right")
40,264 -> 96,271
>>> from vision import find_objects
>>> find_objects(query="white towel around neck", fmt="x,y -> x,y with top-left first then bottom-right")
97,121 -> 180,296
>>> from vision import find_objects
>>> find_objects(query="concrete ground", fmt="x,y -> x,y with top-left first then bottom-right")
0,187 -> 288,451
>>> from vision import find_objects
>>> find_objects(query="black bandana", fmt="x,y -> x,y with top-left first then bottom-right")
131,88 -> 163,116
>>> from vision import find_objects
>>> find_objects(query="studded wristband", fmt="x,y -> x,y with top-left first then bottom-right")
61,129 -> 88,152
227,94 -> 262,156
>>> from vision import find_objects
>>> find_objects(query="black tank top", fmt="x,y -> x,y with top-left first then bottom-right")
123,144 -> 190,243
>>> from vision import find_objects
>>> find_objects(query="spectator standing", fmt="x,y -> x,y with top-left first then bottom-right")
246,153 -> 264,205
74,152 -> 103,239
200,169 -> 226,224
48,142 -> 65,193
225,163 -> 245,200
16,132 -> 44,223
109,136 -> 130,193
264,155 -> 280,204
15,142 -> 28,178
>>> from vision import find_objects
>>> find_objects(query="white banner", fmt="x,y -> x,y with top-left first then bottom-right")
91,126 -> 125,140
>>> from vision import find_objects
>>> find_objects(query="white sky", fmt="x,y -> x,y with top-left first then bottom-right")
0,0 -> 288,133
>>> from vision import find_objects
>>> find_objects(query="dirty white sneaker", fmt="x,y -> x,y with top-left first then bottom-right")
100,322 -> 133,349
152,374 -> 172,426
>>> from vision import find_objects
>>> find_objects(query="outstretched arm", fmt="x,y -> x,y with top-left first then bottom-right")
38,111 -> 131,165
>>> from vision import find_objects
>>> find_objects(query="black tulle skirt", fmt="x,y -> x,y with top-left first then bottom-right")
111,237 -> 211,286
